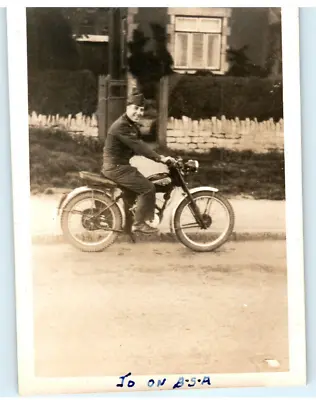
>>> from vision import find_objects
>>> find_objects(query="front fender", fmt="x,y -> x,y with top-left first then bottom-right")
169,186 -> 219,234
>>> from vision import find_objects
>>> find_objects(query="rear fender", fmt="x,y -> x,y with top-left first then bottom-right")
57,186 -> 103,215
169,186 -> 219,234
56,186 -> 125,225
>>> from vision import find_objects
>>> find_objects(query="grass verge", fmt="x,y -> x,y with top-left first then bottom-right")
29,127 -> 285,200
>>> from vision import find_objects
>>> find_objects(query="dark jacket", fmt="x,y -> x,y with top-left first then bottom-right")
102,114 -> 161,167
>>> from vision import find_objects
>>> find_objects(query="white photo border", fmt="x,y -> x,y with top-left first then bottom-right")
6,5 -> 306,396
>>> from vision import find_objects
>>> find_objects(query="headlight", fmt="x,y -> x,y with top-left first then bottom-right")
186,159 -> 199,172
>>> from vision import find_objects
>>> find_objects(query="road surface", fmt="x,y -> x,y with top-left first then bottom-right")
32,240 -> 289,378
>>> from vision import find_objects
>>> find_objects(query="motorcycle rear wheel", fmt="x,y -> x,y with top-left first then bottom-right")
60,192 -> 123,252
173,190 -> 235,252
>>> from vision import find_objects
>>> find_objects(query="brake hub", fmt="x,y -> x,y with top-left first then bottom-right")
201,214 -> 213,229
81,209 -> 109,231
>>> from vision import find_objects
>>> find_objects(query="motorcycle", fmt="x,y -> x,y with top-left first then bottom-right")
56,157 -> 235,252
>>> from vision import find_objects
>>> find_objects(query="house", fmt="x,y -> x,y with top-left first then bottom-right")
62,7 -> 281,80
64,7 -> 110,75
83,7 -> 281,140
122,7 -> 281,87
66,7 -> 109,37
125,7 -> 231,75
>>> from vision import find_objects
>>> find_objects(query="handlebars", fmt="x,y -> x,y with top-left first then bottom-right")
163,157 -> 199,173
164,157 -> 183,168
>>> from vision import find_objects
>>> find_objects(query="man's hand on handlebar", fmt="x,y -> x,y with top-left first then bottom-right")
159,155 -> 177,165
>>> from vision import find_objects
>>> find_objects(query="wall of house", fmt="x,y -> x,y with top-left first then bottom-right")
132,7 -> 169,47
228,8 -> 270,67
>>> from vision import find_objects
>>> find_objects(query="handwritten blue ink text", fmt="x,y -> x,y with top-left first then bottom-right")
116,372 -> 211,390
116,372 -> 135,388
173,375 -> 211,389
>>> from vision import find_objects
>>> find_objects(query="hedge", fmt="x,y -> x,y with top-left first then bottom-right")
28,69 -> 98,117
168,75 -> 283,122
28,70 -> 283,122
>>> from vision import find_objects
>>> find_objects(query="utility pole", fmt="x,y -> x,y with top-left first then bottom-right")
108,7 -> 121,79
105,7 -> 126,137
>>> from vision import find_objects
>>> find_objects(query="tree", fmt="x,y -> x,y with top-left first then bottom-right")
26,8 -> 80,73
225,45 -> 269,77
127,23 -> 173,99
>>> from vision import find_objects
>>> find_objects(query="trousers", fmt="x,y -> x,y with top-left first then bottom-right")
101,164 -> 156,225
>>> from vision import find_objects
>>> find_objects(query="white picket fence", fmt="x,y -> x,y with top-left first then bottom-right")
29,111 -> 283,136
29,111 -> 99,137
167,115 -> 284,136
29,111 -> 284,152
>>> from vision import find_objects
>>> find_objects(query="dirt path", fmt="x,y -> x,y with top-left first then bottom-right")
32,240 -> 288,378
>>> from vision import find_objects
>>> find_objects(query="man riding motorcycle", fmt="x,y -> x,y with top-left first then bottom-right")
101,90 -> 175,234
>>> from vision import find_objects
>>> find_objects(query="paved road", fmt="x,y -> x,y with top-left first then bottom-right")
32,240 -> 289,378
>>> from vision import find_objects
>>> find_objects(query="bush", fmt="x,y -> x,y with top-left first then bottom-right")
168,75 -> 283,122
28,69 -> 98,116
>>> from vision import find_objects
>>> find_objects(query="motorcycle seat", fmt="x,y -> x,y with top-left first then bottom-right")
79,171 -> 118,188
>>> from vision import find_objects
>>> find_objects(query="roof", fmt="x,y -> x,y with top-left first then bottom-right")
74,34 -> 109,43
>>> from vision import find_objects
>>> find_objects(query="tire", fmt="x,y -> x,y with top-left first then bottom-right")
60,191 -> 123,252
173,190 -> 235,252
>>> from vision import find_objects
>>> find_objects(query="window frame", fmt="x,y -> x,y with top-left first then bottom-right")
174,15 -> 223,71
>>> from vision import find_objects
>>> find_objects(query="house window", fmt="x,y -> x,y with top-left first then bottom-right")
174,16 -> 222,70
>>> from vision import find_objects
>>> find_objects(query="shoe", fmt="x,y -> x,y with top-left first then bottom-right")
132,222 -> 158,234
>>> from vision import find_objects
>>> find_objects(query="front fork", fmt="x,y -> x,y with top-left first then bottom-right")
178,175 -> 207,230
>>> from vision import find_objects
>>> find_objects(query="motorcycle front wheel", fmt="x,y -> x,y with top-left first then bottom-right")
173,190 -> 235,252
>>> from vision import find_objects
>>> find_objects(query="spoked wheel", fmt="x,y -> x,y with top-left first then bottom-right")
60,192 -> 123,252
173,190 -> 235,252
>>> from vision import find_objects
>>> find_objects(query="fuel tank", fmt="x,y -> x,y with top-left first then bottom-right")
147,172 -> 173,193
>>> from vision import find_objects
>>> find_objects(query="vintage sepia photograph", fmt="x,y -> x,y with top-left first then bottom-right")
7,5 -> 306,395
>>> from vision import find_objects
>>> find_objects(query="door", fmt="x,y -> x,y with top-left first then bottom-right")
97,75 -> 127,140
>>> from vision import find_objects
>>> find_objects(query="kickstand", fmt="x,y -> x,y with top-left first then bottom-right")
124,226 -> 136,243
128,232 -> 137,243
123,205 -> 136,244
